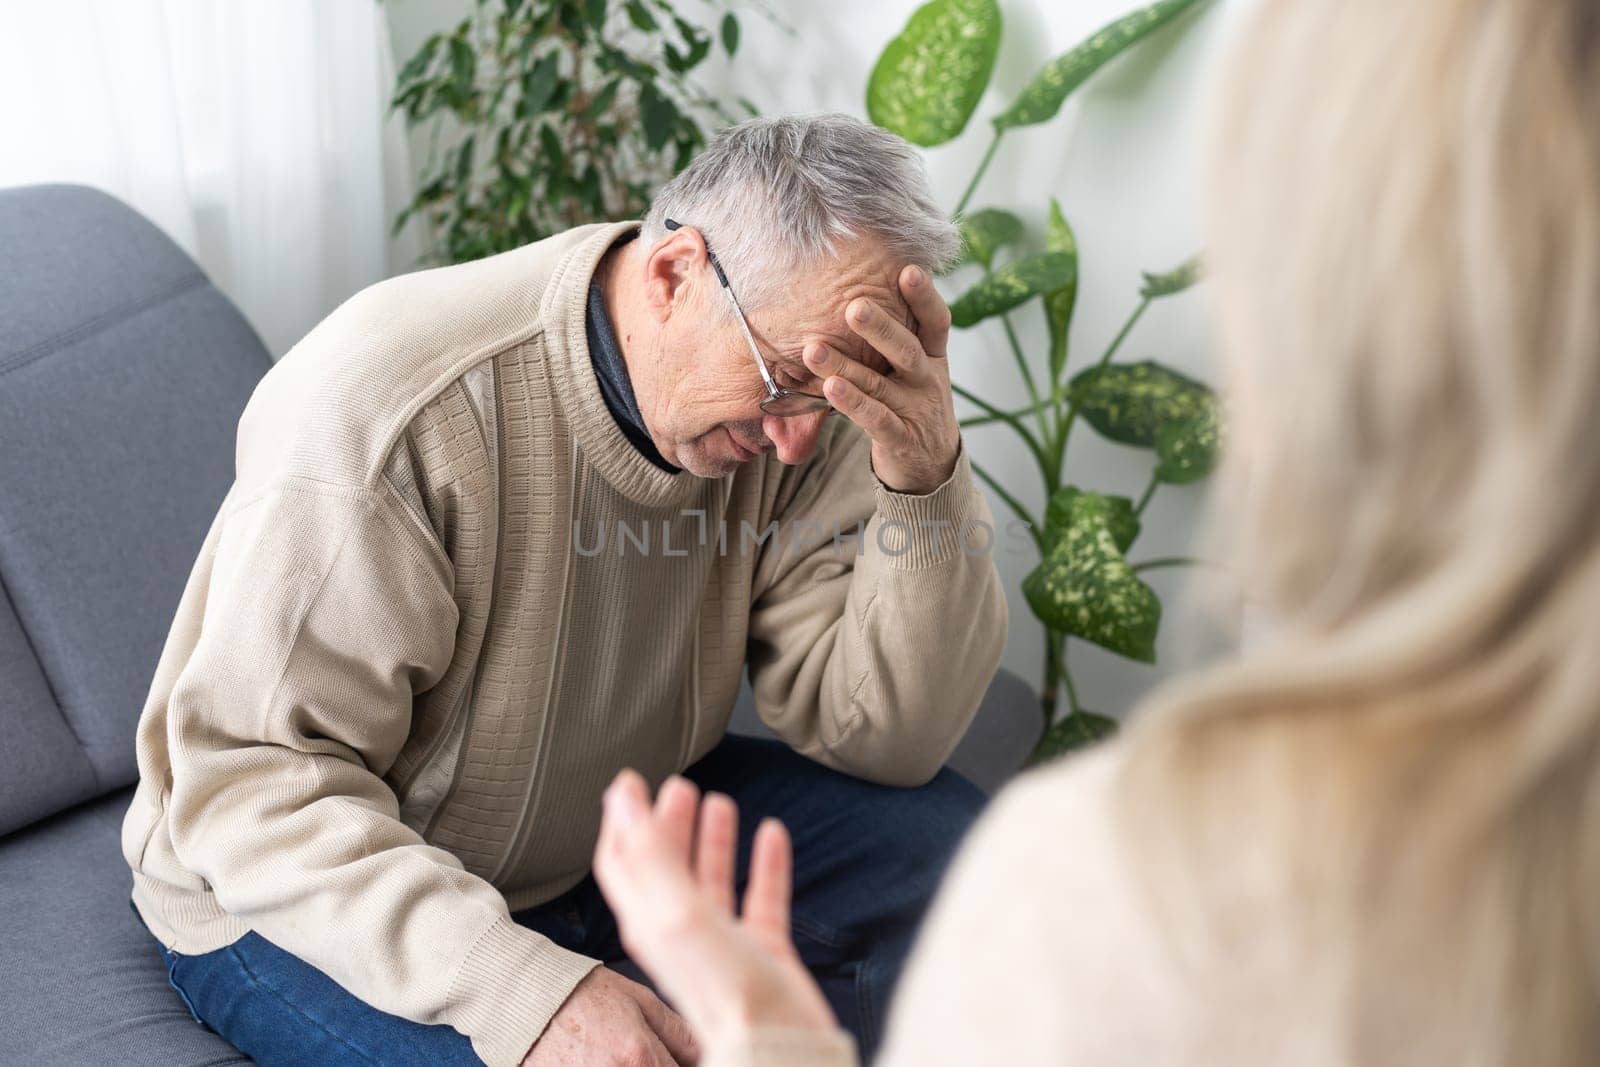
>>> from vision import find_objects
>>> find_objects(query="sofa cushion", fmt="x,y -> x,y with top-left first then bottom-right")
0,184 -> 269,831
0,582 -> 99,837
0,787 -> 248,1066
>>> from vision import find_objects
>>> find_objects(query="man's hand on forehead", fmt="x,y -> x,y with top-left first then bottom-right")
834,293 -> 916,376
800,262 -> 962,495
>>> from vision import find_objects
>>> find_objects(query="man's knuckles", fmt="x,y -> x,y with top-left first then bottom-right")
610,1033 -> 663,1067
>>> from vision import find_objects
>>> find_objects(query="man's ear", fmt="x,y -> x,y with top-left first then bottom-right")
642,226 -> 707,323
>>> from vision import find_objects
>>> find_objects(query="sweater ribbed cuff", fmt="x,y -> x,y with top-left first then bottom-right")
703,1026 -> 860,1067
870,441 -> 983,569
448,915 -> 602,1067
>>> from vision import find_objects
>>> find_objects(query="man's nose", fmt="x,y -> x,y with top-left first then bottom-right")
763,410 -> 828,464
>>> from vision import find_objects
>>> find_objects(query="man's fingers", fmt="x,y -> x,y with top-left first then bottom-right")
818,373 -> 903,444
898,264 -> 951,359
805,340 -> 903,410
645,1030 -> 680,1067
694,792 -> 738,917
631,986 -> 701,1066
742,817 -> 794,954
846,296 -> 929,379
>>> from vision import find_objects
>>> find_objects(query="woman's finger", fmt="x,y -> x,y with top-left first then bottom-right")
595,770 -> 655,909
694,792 -> 739,918
599,769 -> 650,848
741,817 -> 793,954
653,775 -> 700,865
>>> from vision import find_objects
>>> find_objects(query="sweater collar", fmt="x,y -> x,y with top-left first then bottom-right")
540,219 -> 711,509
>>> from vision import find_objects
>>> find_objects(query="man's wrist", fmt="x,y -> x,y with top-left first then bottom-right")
869,441 -> 984,569
451,917 -> 601,1067
869,440 -> 961,496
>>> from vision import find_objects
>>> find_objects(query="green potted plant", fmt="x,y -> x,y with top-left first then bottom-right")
866,0 -> 1218,762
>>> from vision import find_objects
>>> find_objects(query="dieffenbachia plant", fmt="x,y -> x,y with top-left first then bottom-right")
866,0 -> 1216,763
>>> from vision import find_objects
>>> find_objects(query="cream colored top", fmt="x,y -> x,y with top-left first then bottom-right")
120,219 -> 1008,1067
713,739 -> 1382,1067
708,746 -> 1206,1067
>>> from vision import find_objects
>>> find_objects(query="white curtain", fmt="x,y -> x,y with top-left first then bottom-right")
0,0 -> 420,359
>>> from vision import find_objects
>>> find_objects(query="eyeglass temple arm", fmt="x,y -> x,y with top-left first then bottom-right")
662,217 -> 779,393
663,217 -> 731,288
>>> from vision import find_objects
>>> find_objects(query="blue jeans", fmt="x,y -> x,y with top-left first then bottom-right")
136,733 -> 986,1065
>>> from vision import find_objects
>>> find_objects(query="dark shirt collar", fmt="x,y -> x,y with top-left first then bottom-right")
586,232 -> 680,474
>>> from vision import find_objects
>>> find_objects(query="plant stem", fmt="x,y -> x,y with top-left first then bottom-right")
1060,647 -> 1081,713
1131,555 -> 1201,574
971,459 -> 1041,550
954,129 -> 1002,217
1134,469 -> 1160,517
950,384 -> 1053,489
958,383 -> 1072,428
1041,628 -> 1059,726
1101,294 -> 1152,365
1041,629 -> 1078,731
964,298 -> 1156,430
999,312 -> 1053,455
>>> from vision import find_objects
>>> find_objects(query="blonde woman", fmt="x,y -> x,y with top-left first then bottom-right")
587,0 -> 1600,1063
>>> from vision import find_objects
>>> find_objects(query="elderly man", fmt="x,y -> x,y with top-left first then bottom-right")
121,113 -> 1007,1067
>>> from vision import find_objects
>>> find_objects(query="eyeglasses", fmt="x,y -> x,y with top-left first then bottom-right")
663,218 -> 834,418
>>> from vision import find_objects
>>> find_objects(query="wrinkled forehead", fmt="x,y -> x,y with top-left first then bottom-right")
780,248 -> 917,371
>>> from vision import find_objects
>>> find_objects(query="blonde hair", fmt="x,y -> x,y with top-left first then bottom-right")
1116,0 -> 1600,1062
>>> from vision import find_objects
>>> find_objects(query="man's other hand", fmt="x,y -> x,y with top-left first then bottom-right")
521,966 -> 699,1066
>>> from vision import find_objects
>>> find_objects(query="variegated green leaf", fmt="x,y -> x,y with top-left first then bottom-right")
1023,488 -> 1161,662
1029,710 -> 1118,764
867,0 -> 1002,147
1069,360 -> 1213,448
954,208 -> 1024,271
1154,403 -> 1221,484
949,252 -> 1075,328
1043,486 -> 1138,555
1044,198 -> 1079,381
1140,252 -> 1203,298
992,0 -> 1203,132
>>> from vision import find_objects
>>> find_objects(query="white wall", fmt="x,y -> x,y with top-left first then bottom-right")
1,0 -> 416,360
384,0 -> 1247,722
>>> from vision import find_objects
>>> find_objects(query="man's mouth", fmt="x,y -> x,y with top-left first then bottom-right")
723,427 -> 765,461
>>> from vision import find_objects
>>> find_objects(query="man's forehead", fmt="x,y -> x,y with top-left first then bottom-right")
760,251 -> 919,368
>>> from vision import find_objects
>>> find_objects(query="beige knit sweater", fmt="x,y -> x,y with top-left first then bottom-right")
120,219 -> 1008,1067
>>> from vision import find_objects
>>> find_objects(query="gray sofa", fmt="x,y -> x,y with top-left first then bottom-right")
0,183 -> 1038,1065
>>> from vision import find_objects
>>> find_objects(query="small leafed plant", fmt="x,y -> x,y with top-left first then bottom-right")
391,0 -> 756,264
866,0 -> 1217,762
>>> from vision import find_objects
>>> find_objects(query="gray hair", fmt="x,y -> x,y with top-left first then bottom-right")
641,113 -> 961,311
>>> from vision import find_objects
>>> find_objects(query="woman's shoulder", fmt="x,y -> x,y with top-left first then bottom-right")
916,738 -> 1160,970
966,741 -> 1129,866
877,739 -> 1190,1064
